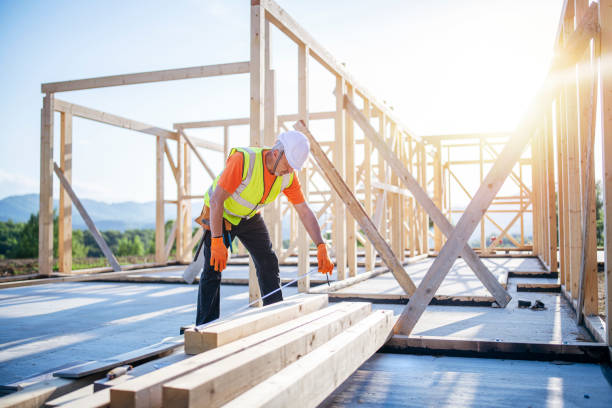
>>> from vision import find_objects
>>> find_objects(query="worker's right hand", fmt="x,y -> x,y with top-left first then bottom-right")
210,236 -> 228,272
317,243 -> 334,275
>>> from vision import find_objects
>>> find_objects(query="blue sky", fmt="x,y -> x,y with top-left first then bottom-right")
0,0 -> 563,203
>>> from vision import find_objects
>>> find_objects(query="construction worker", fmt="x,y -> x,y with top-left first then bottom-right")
191,130 -> 334,325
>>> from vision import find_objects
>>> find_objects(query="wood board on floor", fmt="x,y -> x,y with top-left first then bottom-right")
332,257 -> 515,302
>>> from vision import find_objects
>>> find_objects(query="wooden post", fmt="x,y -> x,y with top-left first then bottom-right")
566,69 -> 582,299
556,97 -> 567,283
297,43 -> 310,292
577,30 -> 598,317
546,113 -> 558,272
560,91 -> 571,289
433,140 -> 443,253
600,0 -> 612,347
58,111 -> 72,273
39,93 -> 54,276
345,85 -> 357,277
249,2 -> 266,306
363,99 -> 374,271
176,134 -> 184,262
334,76 -> 346,280
183,140 -> 192,262
479,137 -> 486,252
420,142 -> 428,255
390,123 -> 402,258
155,136 -> 166,263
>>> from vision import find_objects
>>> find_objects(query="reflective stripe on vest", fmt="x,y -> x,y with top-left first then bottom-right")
204,147 -> 294,224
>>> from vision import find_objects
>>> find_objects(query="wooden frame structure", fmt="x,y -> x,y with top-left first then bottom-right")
38,0 -> 611,348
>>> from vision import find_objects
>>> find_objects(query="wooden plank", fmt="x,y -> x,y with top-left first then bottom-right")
345,85 -> 357,277
249,2 -> 266,307
577,37 -> 599,320
516,283 -> 561,293
393,6 -> 596,333
58,111 -> 72,274
54,337 -> 183,379
42,61 -> 250,93
344,97 -> 511,307
39,93 -> 54,276
334,76 -> 347,280
155,136 -> 165,264
172,111 -> 335,130
545,113 -> 558,272
54,99 -> 177,140
363,99 -> 374,271
53,163 -> 121,272
294,121 -> 416,295
0,376 -> 97,408
184,294 -> 328,354
110,300 -> 345,408
162,302 -> 371,408
600,0 -> 612,347
384,335 -> 609,363
297,43 -> 310,292
222,310 -> 394,408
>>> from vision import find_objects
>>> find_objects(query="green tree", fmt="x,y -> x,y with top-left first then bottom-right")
131,235 -> 145,256
71,229 -> 88,258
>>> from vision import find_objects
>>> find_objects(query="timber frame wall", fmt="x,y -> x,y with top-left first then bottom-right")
38,0 -> 611,345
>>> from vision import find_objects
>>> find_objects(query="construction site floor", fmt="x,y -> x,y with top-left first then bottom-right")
0,281 -> 298,385
322,353 -> 612,407
0,255 -> 609,401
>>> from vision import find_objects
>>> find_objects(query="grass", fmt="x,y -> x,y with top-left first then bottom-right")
0,255 -> 177,277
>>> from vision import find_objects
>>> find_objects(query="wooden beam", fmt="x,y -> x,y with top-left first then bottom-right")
344,97 -> 511,307
294,120 -> 416,295
111,299 -> 336,408
155,136 -> 165,264
39,93 -> 54,276
600,0 -> 612,348
345,85 -> 357,277
249,1 -> 266,307
162,302 -> 371,408
53,163 -> 121,272
180,130 -> 215,179
42,61 -> 250,93
297,43 -> 310,292
221,310 -> 394,408
577,34 -> 599,320
58,111 -> 72,274
259,0 -> 421,144
393,2 -> 597,334
184,294 -> 328,354
334,76 -> 347,280
54,99 -> 177,140
171,111 -> 335,130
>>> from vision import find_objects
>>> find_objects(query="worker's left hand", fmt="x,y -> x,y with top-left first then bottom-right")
316,243 -> 334,275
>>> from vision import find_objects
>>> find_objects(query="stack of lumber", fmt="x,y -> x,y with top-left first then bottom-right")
48,294 -> 393,408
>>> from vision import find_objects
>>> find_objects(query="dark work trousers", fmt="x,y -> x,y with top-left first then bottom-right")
196,213 -> 283,325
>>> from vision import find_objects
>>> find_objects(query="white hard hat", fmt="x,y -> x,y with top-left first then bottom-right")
277,131 -> 310,170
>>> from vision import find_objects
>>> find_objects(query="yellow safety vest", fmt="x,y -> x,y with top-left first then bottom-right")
203,147 -> 294,225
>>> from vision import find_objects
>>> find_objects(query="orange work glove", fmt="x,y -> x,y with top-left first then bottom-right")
210,236 -> 228,272
316,243 -> 334,275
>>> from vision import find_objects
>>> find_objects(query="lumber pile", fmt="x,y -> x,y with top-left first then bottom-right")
46,294 -> 393,408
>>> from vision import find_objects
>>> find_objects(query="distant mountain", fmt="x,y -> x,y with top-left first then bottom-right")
0,194 -> 203,231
